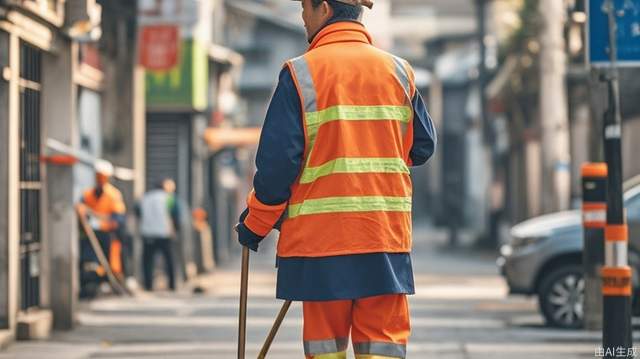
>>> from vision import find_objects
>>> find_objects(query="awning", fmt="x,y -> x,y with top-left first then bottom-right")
204,127 -> 261,151
209,43 -> 244,67
45,138 -> 135,181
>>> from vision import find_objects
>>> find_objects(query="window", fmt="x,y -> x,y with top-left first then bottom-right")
22,0 -> 64,27
18,42 -> 43,310
74,87 -> 102,201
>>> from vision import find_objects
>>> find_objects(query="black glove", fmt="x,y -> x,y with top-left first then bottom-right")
236,223 -> 264,252
236,208 -> 264,252
239,208 -> 249,223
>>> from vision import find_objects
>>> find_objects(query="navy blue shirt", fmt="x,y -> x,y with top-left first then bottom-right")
244,67 -> 437,301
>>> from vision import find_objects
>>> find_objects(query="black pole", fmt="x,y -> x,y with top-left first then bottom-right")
601,0 -> 632,356
582,163 -> 607,330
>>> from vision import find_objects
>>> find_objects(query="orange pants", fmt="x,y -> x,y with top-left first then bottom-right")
303,294 -> 410,359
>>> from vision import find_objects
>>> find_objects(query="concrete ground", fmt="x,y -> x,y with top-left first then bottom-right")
0,227 -> 624,358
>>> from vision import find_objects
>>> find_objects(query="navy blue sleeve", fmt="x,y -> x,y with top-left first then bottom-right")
409,90 -> 437,166
252,67 -> 305,205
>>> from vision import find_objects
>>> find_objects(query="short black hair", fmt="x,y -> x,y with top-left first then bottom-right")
154,179 -> 166,189
155,177 -> 174,189
311,0 -> 363,21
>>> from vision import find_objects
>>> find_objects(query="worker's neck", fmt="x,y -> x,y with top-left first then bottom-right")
308,19 -> 363,44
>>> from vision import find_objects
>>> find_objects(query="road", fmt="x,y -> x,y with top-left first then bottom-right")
0,227 -> 616,358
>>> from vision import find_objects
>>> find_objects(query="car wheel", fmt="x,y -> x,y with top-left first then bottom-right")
538,264 -> 584,329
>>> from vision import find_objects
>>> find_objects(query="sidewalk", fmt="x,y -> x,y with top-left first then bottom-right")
0,226 -> 618,358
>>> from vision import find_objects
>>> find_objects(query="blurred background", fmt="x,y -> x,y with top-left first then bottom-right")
1,0 -> 640,357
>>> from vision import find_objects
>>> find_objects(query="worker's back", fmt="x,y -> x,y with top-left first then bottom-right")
236,5 -> 437,358
138,189 -> 174,238
278,22 -> 415,258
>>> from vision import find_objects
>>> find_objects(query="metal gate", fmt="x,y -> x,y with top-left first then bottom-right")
18,42 -> 42,310
145,114 -> 192,279
145,114 -> 191,203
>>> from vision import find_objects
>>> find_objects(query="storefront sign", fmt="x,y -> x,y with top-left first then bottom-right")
139,25 -> 180,71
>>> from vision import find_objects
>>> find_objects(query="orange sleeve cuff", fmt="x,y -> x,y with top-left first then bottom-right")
244,190 -> 287,237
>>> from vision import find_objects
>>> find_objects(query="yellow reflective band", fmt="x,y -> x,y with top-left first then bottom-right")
313,352 -> 347,359
300,157 -> 409,184
355,355 -> 401,359
305,105 -> 411,128
305,337 -> 349,355
354,342 -> 406,358
288,196 -> 412,218
302,105 -> 412,170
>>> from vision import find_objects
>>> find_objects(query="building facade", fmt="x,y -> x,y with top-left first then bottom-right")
140,0 -> 251,269
0,0 -> 143,345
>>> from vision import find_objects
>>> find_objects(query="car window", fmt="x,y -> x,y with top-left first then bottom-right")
628,194 -> 640,222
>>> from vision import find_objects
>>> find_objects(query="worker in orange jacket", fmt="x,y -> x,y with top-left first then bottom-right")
77,160 -> 127,280
236,1 -> 437,358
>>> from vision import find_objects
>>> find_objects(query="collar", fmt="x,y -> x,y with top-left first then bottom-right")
308,21 -> 373,51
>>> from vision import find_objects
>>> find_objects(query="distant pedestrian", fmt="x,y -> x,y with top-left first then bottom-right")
137,178 -> 181,291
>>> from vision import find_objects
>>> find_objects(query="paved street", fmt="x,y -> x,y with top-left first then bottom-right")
0,228 -> 618,358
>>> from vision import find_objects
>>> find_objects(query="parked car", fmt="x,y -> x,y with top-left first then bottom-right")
497,175 -> 640,328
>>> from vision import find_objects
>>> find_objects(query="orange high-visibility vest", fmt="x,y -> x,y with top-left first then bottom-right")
277,22 -> 416,258
82,183 -> 126,232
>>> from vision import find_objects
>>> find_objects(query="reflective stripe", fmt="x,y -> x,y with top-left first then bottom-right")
300,157 -> 409,184
313,352 -> 348,359
304,337 -> 349,355
290,56 -> 317,113
391,56 -> 411,98
305,105 -> 412,154
289,196 -> 412,218
583,209 -> 607,224
606,241 -> 628,267
302,105 -> 412,171
306,105 -> 411,127
390,56 -> 412,136
353,342 -> 407,358
355,355 -> 401,359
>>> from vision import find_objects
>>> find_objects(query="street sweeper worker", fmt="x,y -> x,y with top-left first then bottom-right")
77,160 -> 127,277
236,0 -> 437,357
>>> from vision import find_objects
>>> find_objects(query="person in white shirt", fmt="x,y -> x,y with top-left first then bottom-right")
136,178 -> 181,291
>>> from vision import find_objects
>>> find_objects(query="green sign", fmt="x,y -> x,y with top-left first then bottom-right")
145,39 -> 208,110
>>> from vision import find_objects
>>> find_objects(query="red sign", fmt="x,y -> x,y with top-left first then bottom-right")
139,25 -> 180,71
80,43 -> 102,71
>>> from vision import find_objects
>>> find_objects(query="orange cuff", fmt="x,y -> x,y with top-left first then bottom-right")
244,190 -> 287,237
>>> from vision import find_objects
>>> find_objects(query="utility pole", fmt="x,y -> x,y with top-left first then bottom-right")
601,0 -> 632,356
538,0 -> 571,214
475,0 -> 496,249
476,0 -> 488,141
